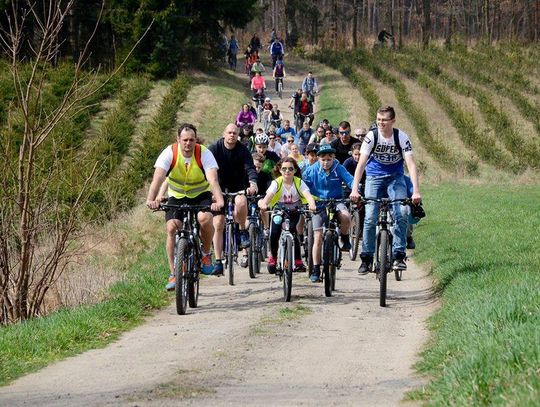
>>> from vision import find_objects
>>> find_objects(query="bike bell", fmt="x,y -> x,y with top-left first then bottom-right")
273,213 -> 283,225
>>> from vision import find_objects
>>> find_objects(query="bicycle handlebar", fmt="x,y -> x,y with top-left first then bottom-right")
361,197 -> 412,205
157,203 -> 212,212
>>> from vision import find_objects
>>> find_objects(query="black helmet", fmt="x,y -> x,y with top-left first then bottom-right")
410,203 -> 426,219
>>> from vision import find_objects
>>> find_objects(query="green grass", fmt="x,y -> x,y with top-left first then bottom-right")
0,242 -> 171,386
317,83 -> 349,125
409,183 -> 540,405
251,304 -> 312,336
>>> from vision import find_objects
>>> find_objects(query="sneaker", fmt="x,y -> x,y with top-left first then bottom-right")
294,259 -> 306,272
406,236 -> 416,250
240,255 -> 248,268
310,265 -> 321,282
358,255 -> 373,275
201,254 -> 214,275
165,274 -> 176,291
392,252 -> 407,270
213,259 -> 224,276
239,230 -> 250,249
340,235 -> 351,251
267,256 -> 276,274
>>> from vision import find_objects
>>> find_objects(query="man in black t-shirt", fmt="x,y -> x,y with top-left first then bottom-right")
330,120 -> 359,164
208,123 -> 258,273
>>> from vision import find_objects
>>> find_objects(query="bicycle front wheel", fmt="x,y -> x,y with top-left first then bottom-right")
305,219 -> 314,275
248,223 -> 257,279
323,231 -> 334,297
283,235 -> 294,302
278,80 -> 283,98
188,250 -> 199,308
227,223 -> 235,286
175,238 -> 190,315
378,229 -> 390,307
349,210 -> 361,261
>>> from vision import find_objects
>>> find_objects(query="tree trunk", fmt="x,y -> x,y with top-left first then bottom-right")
421,0 -> 431,48
353,0 -> 359,47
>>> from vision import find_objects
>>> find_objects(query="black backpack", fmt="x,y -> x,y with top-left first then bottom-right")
369,128 -> 403,159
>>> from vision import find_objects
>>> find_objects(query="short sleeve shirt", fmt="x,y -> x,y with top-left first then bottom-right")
154,145 -> 218,172
267,179 -> 310,208
360,129 -> 413,176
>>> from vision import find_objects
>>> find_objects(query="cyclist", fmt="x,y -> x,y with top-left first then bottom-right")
280,134 -> 296,158
350,106 -> 421,274
209,124 -> 259,274
249,33 -> 262,53
308,126 -> 325,145
258,157 -> 317,274
299,143 -> 319,171
251,56 -> 266,76
262,97 -> 273,130
272,59 -> 286,92
301,71 -> 319,103
330,121 -> 359,164
319,128 -> 337,146
269,37 -> 284,68
251,71 -> 266,98
288,88 -> 303,115
302,144 -> 354,283
343,143 -> 362,177
297,121 -> 313,154
227,35 -> 239,70
377,28 -> 394,47
239,124 -> 255,152
276,119 -> 296,144
267,130 -> 282,154
296,92 -> 314,130
236,104 -> 256,128
146,123 -> 224,290
269,103 -> 283,129
288,143 -> 304,167
254,133 -> 280,174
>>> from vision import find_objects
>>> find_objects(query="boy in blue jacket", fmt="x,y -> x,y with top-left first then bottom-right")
302,144 -> 354,282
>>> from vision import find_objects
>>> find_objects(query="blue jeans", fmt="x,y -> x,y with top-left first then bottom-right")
361,173 -> 408,257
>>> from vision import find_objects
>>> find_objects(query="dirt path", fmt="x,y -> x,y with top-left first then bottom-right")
0,58 -> 437,406
0,256 -> 435,406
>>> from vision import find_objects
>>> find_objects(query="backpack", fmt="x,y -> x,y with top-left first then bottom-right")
167,143 -> 205,178
369,128 -> 403,159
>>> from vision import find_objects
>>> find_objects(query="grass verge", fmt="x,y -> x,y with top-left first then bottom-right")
409,183 -> 540,405
0,241 -> 171,386
251,304 -> 312,336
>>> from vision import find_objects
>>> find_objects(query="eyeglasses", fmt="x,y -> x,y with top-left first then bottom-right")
325,132 -> 332,135
281,167 -> 294,172
339,130 -> 350,135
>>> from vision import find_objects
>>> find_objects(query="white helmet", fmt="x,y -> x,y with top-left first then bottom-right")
265,97 -> 271,102
255,133 -> 269,145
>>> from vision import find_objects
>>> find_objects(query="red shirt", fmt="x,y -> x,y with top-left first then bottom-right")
299,100 -> 310,115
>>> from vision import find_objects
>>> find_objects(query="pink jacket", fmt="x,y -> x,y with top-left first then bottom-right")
251,75 -> 266,90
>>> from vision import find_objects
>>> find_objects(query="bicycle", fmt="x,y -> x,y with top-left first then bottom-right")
275,77 -> 284,98
348,200 -> 363,261
222,191 -> 245,286
158,203 -> 210,315
318,198 -> 348,297
272,204 -> 309,302
301,210 -> 314,276
361,197 -> 411,307
247,195 -> 265,278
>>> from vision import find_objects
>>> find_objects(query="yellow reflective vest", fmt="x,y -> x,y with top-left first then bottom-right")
269,176 -> 308,208
167,144 -> 210,199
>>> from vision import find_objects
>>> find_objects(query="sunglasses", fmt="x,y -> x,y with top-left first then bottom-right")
339,130 -> 350,135
281,166 -> 295,172
325,132 -> 332,135
287,140 -> 294,143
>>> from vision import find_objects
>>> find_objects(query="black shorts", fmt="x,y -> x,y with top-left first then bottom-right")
165,192 -> 213,222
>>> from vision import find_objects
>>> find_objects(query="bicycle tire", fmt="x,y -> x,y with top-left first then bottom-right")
227,223 -> 235,286
278,81 -> 283,98
349,210 -> 361,261
323,231 -> 334,297
305,219 -> 314,275
175,237 -> 189,315
188,250 -> 199,308
284,235 -> 294,302
331,234 -> 338,291
248,223 -> 257,279
378,229 -> 390,307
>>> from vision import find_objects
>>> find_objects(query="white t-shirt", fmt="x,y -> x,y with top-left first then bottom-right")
154,144 -> 219,172
267,141 -> 282,154
267,179 -> 309,208
360,129 -> 413,176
